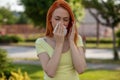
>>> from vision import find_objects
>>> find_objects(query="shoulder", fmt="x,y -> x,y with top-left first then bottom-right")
76,34 -> 84,47
35,37 -> 44,44
35,37 -> 47,55
77,35 -> 83,41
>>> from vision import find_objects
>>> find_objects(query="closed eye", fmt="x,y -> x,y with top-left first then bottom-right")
55,18 -> 60,21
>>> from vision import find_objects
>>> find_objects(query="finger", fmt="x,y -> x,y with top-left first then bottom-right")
60,23 -> 64,34
56,22 -> 60,33
68,27 -> 72,37
57,23 -> 61,33
71,22 -> 76,33
53,23 -> 59,33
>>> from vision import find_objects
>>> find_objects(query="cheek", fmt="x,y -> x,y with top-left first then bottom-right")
51,19 -> 57,29
64,22 -> 69,28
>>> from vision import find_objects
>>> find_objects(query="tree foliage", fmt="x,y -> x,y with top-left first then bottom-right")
82,0 -> 120,60
20,0 -> 84,28
16,12 -> 32,24
20,0 -> 54,27
68,0 -> 84,23
0,7 -> 17,25
82,0 -> 120,27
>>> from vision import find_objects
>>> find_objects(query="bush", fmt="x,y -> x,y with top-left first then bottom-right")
10,35 -> 24,43
0,35 -> 24,43
0,69 -> 31,80
86,38 -> 113,43
0,48 -> 14,79
116,30 -> 120,46
116,30 -> 120,38
0,48 -> 11,73
0,48 -> 30,80
118,39 -> 120,46
25,38 -> 36,42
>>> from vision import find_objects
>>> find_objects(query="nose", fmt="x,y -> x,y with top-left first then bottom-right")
60,20 -> 66,26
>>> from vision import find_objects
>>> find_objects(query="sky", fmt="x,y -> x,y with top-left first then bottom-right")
0,0 -> 119,12
0,0 -> 24,12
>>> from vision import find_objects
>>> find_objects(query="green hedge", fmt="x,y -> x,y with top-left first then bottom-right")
25,38 -> 36,42
116,30 -> 120,46
0,35 -> 24,43
0,48 -> 11,73
116,30 -> 120,38
86,39 -> 113,43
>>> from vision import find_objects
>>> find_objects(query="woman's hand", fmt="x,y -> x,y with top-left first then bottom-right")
69,22 -> 76,44
53,22 -> 65,44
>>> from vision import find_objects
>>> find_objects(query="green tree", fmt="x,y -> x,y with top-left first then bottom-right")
20,0 -> 84,28
68,0 -> 84,25
0,7 -> 17,25
16,12 -> 32,24
20,0 -> 54,27
83,0 -> 120,60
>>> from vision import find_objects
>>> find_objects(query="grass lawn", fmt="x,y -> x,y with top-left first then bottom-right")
86,59 -> 120,64
10,42 -> 35,47
80,69 -> 120,80
13,63 -> 120,80
86,43 -> 113,48
12,63 -> 43,80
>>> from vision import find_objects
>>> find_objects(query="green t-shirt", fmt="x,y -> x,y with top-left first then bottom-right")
35,35 -> 84,80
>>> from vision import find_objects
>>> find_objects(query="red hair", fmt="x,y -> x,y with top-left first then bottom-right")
45,0 -> 78,44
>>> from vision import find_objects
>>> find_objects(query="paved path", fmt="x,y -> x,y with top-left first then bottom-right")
0,45 -> 120,59
0,45 -> 120,70
0,46 -> 37,58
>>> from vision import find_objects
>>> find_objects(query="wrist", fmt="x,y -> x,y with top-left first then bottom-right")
56,42 -> 63,46
69,40 -> 74,43
70,41 -> 75,46
55,43 -> 63,53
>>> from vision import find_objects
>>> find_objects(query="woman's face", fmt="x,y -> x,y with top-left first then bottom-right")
51,7 -> 70,29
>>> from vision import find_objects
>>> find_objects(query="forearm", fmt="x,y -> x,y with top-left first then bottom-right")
46,43 -> 63,77
70,42 -> 87,74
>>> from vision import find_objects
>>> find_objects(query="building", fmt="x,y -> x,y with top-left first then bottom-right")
78,9 -> 112,37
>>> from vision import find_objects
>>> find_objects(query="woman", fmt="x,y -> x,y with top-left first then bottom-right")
35,0 -> 87,80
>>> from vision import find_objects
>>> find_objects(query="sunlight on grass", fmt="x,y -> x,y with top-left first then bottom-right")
8,33 -> 45,39
86,43 -> 113,48
13,63 -> 120,80
86,59 -> 120,64
13,64 -> 42,80
80,69 -> 120,80
11,42 -> 35,46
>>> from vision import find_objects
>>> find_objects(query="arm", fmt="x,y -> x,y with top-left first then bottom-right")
69,22 -> 87,74
70,41 -> 87,74
37,22 -> 65,78
38,43 -> 63,78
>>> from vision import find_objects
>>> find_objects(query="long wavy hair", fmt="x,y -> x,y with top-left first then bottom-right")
45,0 -> 78,44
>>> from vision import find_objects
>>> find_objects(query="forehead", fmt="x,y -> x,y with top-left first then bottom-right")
52,7 -> 70,17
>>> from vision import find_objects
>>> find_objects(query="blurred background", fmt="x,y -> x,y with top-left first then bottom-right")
0,0 -> 120,80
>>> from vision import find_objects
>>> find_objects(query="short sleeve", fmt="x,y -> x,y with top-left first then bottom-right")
35,38 -> 46,55
76,35 -> 84,47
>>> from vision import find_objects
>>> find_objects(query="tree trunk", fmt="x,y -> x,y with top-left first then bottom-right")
96,21 -> 100,47
112,27 -> 119,60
